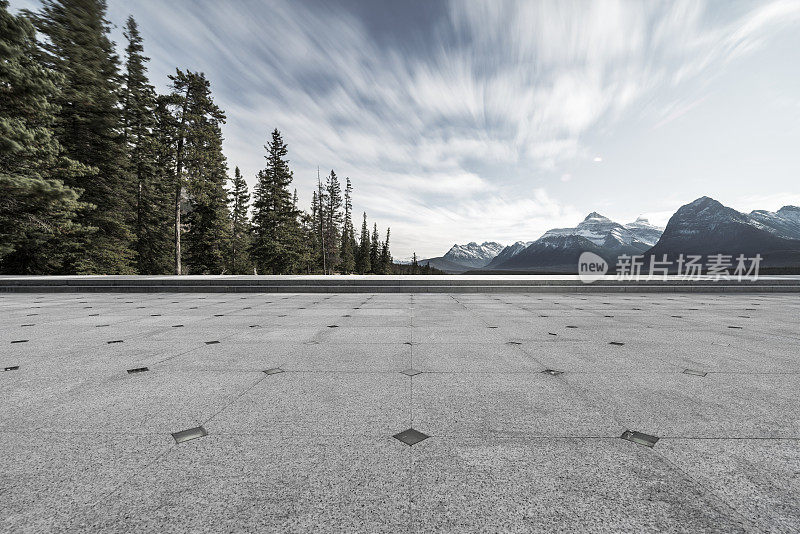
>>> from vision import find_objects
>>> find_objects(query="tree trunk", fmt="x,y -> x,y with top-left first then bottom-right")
173,87 -> 190,275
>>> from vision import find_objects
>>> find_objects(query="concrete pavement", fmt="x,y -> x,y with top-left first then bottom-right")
1,292 -> 798,532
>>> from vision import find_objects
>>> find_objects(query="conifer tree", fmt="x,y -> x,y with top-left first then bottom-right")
183,85 -> 230,274
355,212 -> 371,274
323,170 -> 343,271
315,172 -> 328,272
339,177 -> 355,273
250,129 -> 303,274
166,70 -> 229,274
121,16 -> 162,274
293,189 -> 313,273
140,95 -> 180,274
228,166 -> 251,274
379,227 -> 392,274
29,0 -> 136,273
369,222 -> 380,273
0,0 -> 91,273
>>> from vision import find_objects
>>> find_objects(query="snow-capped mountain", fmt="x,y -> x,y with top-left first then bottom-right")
420,241 -> 505,272
485,241 -> 534,268
645,197 -> 800,267
624,217 -> 664,246
748,206 -> 800,240
542,212 -> 663,249
496,235 -> 609,272
442,241 -> 505,269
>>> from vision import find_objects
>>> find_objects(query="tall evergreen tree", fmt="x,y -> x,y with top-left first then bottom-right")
133,94 -> 180,274
339,177 -> 355,273
369,222 -> 380,273
250,129 -> 303,274
166,69 -> 229,274
182,79 -> 230,274
323,170 -> 343,271
228,166 -> 251,274
29,0 -> 135,273
0,0 -> 91,273
355,212 -> 371,274
121,16 -> 162,274
315,171 -> 328,272
379,227 -> 392,274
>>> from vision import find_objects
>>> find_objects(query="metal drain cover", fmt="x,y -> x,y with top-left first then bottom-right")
682,368 -> 707,377
393,428 -> 429,446
621,430 -> 659,448
172,426 -> 207,444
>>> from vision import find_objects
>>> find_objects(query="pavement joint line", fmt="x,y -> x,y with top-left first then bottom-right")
2,427 -> 798,440
652,440 -> 763,532
200,372 -> 272,428
86,441 -> 177,509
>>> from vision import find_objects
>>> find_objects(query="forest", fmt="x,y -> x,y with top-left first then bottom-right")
0,0 -> 446,275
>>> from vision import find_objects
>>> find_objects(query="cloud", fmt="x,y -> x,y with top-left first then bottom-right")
26,0 -> 797,257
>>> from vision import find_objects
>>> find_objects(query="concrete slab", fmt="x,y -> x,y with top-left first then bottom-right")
410,436 -> 752,533
1,291 -> 797,532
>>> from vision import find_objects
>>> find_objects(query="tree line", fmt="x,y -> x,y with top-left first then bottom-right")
0,0 -> 399,275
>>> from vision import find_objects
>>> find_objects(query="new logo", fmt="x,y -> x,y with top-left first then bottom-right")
578,251 -> 608,283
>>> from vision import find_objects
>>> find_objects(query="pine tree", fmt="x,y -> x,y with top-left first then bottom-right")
315,171 -> 328,272
182,77 -> 230,274
339,177 -> 355,273
355,212 -> 371,274
0,0 -> 91,273
293,188 -> 313,274
323,170 -> 343,271
228,166 -> 251,274
379,227 -> 392,274
29,0 -> 136,273
166,70 -> 229,274
369,222 -> 380,273
136,94 -> 179,274
250,129 -> 303,274
121,16 -> 162,274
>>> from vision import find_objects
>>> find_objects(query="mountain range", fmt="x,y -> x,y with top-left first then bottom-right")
421,197 -> 800,273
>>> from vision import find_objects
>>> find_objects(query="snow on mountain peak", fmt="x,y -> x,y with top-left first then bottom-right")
584,212 -> 609,221
444,241 -> 505,262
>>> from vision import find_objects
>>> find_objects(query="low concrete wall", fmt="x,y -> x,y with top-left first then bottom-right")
2,275 -> 800,293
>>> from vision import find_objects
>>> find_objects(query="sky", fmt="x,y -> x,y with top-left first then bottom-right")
11,0 -> 800,259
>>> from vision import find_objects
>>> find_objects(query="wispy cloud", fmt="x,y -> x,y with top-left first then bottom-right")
12,0 -> 798,257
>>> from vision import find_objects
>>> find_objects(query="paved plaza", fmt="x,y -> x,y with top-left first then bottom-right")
1,291 -> 799,533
